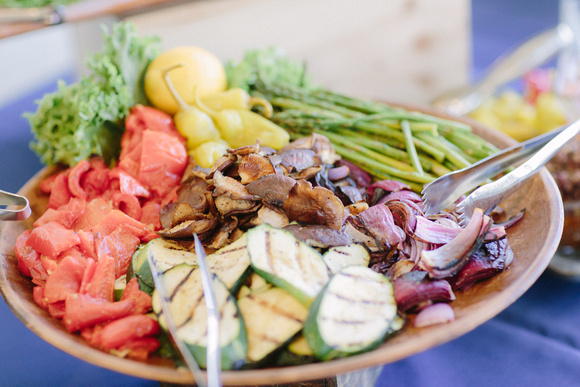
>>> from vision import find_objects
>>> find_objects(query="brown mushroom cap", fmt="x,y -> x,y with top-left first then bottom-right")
283,223 -> 353,248
212,170 -> 260,201
157,216 -> 220,238
245,174 -> 297,207
283,180 -> 345,230
238,153 -> 276,184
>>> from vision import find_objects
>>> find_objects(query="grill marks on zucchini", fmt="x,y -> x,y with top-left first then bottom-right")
248,224 -> 330,306
152,264 -> 247,370
139,223 -> 401,367
304,265 -> 399,360
132,238 -> 197,292
205,234 -> 251,291
322,243 -> 370,274
237,279 -> 309,363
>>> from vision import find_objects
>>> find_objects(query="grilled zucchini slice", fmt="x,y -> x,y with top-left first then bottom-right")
132,235 -> 251,293
247,224 -> 330,306
205,233 -> 251,292
131,238 -> 197,291
322,243 -> 370,274
237,279 -> 309,363
152,264 -> 247,370
303,265 -> 398,360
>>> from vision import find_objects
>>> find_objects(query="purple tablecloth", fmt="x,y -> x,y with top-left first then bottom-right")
1,1 -> 575,386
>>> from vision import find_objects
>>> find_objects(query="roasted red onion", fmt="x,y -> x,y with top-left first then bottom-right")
368,180 -> 411,195
419,208 -> 486,279
327,165 -> 350,181
394,271 -> 456,312
414,303 -> 455,327
449,237 -> 514,290
377,190 -> 423,205
414,216 -> 462,244
336,159 -> 372,188
357,204 -> 406,249
386,200 -> 418,235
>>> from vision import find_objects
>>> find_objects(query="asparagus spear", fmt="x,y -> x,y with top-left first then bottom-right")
252,78 -> 499,190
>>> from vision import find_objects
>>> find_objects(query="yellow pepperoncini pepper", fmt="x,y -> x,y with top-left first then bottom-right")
202,88 -> 274,118
190,139 -> 231,168
163,64 -> 221,150
193,89 -> 290,150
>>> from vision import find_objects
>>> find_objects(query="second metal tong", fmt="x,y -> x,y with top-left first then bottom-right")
0,190 -> 31,221
422,119 -> 580,225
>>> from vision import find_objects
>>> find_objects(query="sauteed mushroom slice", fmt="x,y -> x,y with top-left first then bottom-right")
246,205 -> 289,228
158,216 -> 220,238
228,141 -> 261,156
212,170 -> 260,201
206,153 -> 237,179
214,195 -> 262,218
283,180 -> 345,230
279,148 -> 320,172
238,153 -> 276,184
245,174 -> 297,207
283,224 -> 353,248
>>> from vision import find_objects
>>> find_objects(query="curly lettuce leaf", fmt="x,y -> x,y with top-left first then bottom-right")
27,22 -> 161,167
224,47 -> 313,92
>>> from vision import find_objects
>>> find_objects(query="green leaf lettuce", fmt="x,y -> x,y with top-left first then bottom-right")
27,22 -> 161,167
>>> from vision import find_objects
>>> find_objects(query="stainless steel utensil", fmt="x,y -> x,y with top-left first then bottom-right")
147,234 -> 222,387
0,6 -> 63,25
437,119 -> 580,226
421,123 -> 569,216
0,190 -> 31,221
193,233 -> 222,387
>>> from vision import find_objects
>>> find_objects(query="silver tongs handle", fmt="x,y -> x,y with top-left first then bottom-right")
0,190 -> 31,221
0,6 -> 64,25
459,118 -> 580,223
422,124 -> 569,215
449,124 -> 568,197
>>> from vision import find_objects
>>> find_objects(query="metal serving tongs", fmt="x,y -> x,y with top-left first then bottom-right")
0,6 -> 64,25
148,234 -> 222,387
0,190 -> 31,221
422,119 -> 580,225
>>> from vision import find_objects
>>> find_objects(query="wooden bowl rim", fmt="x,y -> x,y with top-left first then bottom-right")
0,110 -> 564,385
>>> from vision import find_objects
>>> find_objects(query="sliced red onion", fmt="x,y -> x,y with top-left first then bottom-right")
327,165 -> 350,181
358,204 -> 406,249
419,208 -> 485,279
485,237 -> 514,269
336,159 -> 372,188
414,216 -> 461,244
449,237 -> 513,290
485,225 -> 507,241
368,180 -> 410,197
377,190 -> 424,206
401,199 -> 425,216
414,303 -> 455,327
386,201 -> 417,235
400,237 -> 433,263
394,270 -> 456,313
433,216 -> 461,228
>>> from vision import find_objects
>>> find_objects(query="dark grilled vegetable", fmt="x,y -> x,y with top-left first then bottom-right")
322,243 -> 371,274
152,264 -> 247,370
247,224 -> 330,306
237,274 -> 309,363
303,265 -> 399,360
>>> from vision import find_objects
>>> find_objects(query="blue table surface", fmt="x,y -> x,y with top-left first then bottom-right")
2,1 -> 579,386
